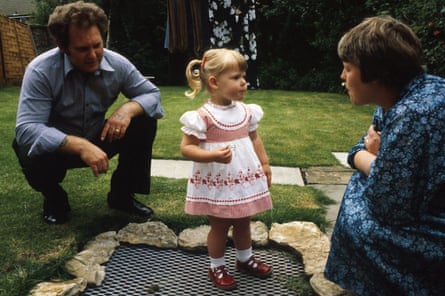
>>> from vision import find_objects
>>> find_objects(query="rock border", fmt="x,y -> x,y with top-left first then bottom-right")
29,220 -> 345,296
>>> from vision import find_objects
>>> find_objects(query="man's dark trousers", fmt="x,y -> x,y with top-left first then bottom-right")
12,115 -> 157,212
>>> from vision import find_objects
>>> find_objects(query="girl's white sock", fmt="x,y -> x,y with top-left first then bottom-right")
236,247 -> 252,263
210,256 -> 226,268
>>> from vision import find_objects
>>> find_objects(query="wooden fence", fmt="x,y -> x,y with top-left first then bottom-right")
0,15 -> 36,85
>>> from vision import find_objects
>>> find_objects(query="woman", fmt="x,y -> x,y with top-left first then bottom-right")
324,16 -> 445,295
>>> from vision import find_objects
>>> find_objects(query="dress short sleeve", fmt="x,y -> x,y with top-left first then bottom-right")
247,104 -> 264,132
180,110 -> 207,139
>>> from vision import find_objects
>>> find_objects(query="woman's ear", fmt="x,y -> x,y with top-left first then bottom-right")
208,75 -> 218,90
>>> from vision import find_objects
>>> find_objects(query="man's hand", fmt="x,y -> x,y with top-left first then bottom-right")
101,101 -> 144,142
79,144 -> 109,177
101,110 -> 131,142
58,135 -> 109,177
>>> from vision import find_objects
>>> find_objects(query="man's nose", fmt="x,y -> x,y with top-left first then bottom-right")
87,48 -> 97,58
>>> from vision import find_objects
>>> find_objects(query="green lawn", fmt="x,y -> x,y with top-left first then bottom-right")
0,86 -> 374,295
154,87 -> 374,167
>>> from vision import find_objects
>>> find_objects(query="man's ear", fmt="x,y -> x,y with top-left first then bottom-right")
208,75 -> 218,90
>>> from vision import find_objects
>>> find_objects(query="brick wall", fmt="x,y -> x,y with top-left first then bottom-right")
0,15 -> 36,85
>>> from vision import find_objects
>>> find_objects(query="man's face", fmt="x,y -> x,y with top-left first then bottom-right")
62,24 -> 104,74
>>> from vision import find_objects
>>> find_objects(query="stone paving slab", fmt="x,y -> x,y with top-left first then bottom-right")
331,152 -> 350,168
152,152 -> 349,187
303,166 -> 353,185
151,159 -> 305,186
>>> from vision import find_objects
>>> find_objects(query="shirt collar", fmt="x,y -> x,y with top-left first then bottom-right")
63,50 -> 115,77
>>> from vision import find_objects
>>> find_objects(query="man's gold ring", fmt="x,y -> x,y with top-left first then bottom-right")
115,129 -> 120,133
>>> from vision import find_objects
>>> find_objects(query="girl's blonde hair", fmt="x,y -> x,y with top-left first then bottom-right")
185,48 -> 247,98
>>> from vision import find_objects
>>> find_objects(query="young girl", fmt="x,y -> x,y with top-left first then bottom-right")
180,48 -> 273,291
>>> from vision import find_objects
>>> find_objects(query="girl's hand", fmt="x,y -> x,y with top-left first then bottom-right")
262,163 -> 272,187
213,146 -> 232,164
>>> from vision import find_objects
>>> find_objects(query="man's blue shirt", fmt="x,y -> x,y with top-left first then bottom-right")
15,48 -> 164,156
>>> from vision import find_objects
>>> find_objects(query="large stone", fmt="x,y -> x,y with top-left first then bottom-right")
178,221 -> 270,250
64,231 -> 119,286
29,278 -> 87,296
228,220 -> 269,246
178,224 -> 210,250
310,272 -> 349,296
250,220 -> 269,246
30,220 -> 347,296
269,221 -> 330,275
65,258 -> 105,286
83,231 -> 119,251
116,220 -> 178,248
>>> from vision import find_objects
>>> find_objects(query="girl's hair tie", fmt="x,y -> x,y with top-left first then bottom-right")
201,56 -> 207,69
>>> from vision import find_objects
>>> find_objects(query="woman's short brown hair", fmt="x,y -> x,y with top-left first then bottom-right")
338,15 -> 424,90
48,1 -> 108,49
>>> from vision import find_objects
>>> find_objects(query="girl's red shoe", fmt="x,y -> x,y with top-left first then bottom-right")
236,255 -> 272,278
208,265 -> 237,290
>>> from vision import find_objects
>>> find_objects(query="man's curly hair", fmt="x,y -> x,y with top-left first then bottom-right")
48,1 -> 108,49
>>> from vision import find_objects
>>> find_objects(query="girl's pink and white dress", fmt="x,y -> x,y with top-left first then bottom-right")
180,100 -> 272,218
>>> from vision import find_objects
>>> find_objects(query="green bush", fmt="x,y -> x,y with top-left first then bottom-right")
31,0 -> 445,91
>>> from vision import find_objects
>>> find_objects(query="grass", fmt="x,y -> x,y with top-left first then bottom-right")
0,85 -> 374,295
155,87 -> 374,167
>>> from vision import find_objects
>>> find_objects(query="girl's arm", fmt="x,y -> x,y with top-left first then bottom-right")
249,130 -> 272,187
180,134 -> 232,163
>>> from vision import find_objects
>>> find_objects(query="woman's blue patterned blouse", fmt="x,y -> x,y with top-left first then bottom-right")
324,73 -> 445,296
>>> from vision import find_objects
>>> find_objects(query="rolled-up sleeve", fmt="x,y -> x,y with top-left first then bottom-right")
15,64 -> 67,156
129,86 -> 164,119
115,55 -> 164,119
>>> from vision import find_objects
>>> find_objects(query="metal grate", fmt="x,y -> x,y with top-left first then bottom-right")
82,244 -> 305,296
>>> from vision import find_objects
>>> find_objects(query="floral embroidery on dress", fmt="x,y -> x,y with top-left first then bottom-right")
190,164 -> 265,190
181,101 -> 272,218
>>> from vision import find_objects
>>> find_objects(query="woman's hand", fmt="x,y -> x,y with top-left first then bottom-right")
364,125 -> 381,155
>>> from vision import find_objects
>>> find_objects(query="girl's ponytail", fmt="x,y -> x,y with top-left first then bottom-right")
185,59 -> 203,98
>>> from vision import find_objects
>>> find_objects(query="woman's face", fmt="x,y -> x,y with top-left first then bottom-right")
341,62 -> 377,106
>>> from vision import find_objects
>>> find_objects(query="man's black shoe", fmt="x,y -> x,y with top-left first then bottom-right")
43,211 -> 69,224
43,197 -> 71,224
107,193 -> 154,217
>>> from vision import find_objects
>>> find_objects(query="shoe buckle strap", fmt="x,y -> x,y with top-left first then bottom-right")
247,258 -> 259,269
212,266 -> 229,279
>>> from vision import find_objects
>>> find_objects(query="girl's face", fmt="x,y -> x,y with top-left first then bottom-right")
341,62 -> 376,106
211,67 -> 247,105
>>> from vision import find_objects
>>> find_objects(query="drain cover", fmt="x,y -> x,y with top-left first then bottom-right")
82,244 -> 305,296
